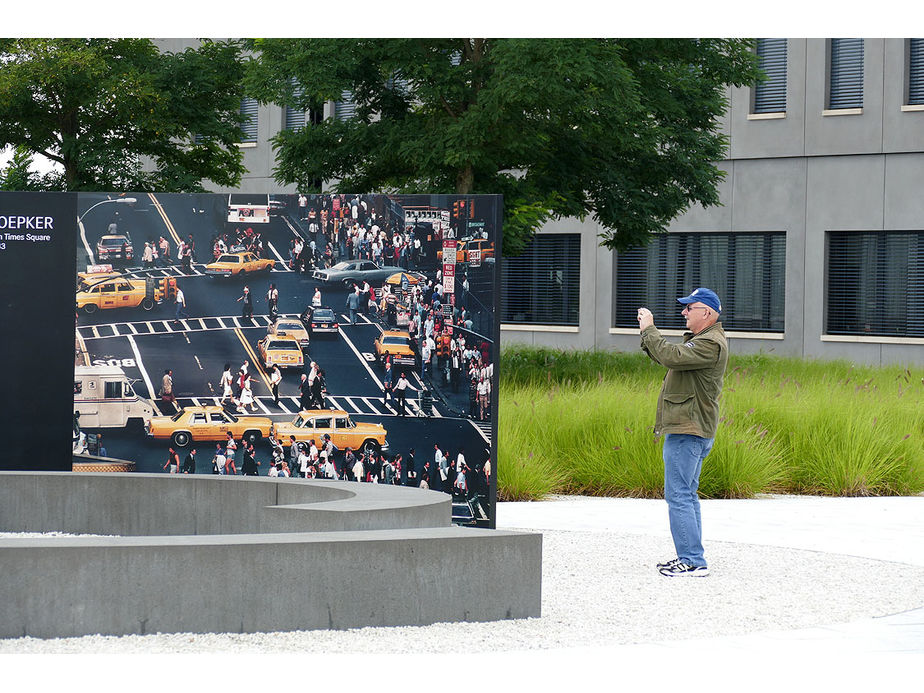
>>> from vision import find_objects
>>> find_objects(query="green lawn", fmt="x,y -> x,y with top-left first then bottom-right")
498,347 -> 924,501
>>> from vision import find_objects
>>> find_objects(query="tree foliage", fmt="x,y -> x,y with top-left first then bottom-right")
246,38 -> 762,254
0,38 -> 248,192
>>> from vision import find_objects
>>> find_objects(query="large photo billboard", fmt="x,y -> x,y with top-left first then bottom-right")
0,191 -> 501,527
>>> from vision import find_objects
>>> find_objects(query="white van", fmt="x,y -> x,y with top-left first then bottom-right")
74,365 -> 155,429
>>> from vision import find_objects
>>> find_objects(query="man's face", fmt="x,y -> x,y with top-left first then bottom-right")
681,302 -> 713,334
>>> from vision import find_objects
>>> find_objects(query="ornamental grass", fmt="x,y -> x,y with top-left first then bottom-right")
497,347 -> 923,501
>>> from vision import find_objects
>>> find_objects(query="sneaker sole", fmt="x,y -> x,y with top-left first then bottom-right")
659,567 -> 709,577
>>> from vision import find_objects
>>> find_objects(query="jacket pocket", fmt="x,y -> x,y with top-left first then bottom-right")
662,393 -> 695,427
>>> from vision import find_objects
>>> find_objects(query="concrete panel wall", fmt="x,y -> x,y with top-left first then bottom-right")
728,39 -> 808,160
884,153 -> 924,228
0,473 -> 541,638
0,528 -> 541,638
883,41 -> 924,152
805,38 -> 885,157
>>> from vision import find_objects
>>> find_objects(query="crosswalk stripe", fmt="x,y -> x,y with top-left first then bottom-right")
362,397 -> 383,415
128,322 -> 138,334
167,393 -> 451,419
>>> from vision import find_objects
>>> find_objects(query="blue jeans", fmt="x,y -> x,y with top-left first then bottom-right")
663,433 -> 714,567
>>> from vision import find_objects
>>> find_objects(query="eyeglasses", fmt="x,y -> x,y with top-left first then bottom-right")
681,304 -> 709,315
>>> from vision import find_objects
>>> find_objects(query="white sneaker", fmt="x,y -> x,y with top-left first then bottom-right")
659,561 -> 709,577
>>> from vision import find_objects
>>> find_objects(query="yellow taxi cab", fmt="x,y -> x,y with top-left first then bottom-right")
205,252 -> 275,277
258,334 -> 304,369
374,330 -> 416,366
76,264 -> 121,289
267,316 -> 310,349
437,238 -> 495,264
145,405 -> 272,448
76,275 -> 177,314
270,409 -> 388,455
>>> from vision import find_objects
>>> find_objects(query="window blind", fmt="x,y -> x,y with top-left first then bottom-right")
829,38 -> 864,109
827,231 -> 924,337
754,39 -> 787,113
501,234 -> 581,326
614,232 -> 786,332
334,90 -> 356,121
239,97 -> 258,142
909,39 -> 924,105
285,80 -> 306,131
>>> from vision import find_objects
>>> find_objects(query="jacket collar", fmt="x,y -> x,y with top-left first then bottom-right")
684,321 -> 725,340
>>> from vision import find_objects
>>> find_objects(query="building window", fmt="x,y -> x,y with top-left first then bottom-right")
614,232 -> 786,332
753,38 -> 787,113
285,105 -> 306,131
239,97 -> 258,143
501,234 -> 580,326
827,231 -> 924,337
334,90 -> 356,121
284,80 -> 306,131
908,38 -> 924,106
828,38 -> 864,109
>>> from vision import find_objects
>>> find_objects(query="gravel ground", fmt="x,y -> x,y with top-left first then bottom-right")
2,528 -> 922,654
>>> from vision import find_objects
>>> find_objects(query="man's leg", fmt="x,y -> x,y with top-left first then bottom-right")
663,433 -> 712,567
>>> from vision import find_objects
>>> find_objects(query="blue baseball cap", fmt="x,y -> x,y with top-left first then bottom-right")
677,288 -> 721,313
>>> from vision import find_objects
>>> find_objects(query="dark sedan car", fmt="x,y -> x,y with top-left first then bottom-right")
311,260 -> 399,287
300,305 -> 340,334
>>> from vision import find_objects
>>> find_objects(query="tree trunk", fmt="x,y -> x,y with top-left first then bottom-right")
456,164 -> 473,195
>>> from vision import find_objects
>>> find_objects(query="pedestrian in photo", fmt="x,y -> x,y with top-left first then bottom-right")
163,447 -> 180,474
181,240 -> 193,274
239,374 -> 257,413
212,443 -> 224,474
224,432 -> 238,475
382,360 -> 393,407
299,373 -> 312,411
288,435 -> 299,472
312,287 -> 322,307
267,283 -> 279,318
351,453 -> 364,483
219,363 -> 234,406
395,371 -> 409,416
160,369 -> 175,405
159,236 -> 171,265
269,364 -> 282,405
310,368 -> 326,409
182,448 -> 197,474
238,286 -> 254,321
407,448 -> 418,487
346,286 -> 361,324
419,462 -> 430,490
638,288 -> 728,578
242,441 -> 259,476
173,285 -> 187,324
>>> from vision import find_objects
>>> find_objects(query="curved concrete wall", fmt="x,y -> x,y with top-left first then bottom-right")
0,473 -> 541,639
0,472 -> 449,535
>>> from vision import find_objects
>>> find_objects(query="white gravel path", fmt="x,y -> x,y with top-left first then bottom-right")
2,527 -> 922,654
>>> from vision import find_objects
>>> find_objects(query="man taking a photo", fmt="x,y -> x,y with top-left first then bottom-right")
637,288 -> 728,578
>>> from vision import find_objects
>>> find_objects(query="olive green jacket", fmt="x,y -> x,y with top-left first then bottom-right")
640,322 -> 729,439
